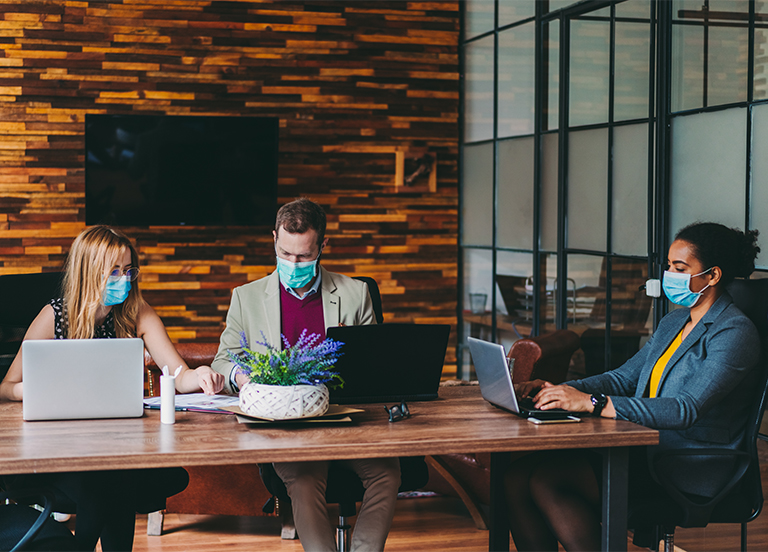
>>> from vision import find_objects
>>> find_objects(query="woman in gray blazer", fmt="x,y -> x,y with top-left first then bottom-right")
506,222 -> 762,552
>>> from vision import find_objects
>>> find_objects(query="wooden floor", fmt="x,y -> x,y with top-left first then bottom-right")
120,441 -> 768,551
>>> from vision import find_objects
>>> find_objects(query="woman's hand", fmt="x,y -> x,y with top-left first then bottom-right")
533,383 -> 594,412
515,379 -> 549,399
192,365 -> 225,395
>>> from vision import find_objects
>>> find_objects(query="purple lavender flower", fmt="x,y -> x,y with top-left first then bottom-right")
227,330 -> 344,387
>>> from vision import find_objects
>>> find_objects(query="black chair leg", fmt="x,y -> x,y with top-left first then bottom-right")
741,522 -> 747,552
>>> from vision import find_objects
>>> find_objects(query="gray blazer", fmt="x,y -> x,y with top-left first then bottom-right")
212,266 -> 376,394
570,291 -> 760,458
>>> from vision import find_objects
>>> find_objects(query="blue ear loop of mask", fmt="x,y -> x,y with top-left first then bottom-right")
275,245 -> 323,289
662,267 -> 713,308
103,276 -> 131,306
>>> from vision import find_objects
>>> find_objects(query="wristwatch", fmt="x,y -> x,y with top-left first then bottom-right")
590,393 -> 608,417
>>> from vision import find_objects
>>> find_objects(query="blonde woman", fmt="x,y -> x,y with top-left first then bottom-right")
0,225 -> 224,551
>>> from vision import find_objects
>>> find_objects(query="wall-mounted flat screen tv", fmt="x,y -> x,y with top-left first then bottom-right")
85,114 -> 278,226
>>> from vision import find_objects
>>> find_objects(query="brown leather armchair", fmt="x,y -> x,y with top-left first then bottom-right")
144,343 -> 278,536
424,330 -> 580,530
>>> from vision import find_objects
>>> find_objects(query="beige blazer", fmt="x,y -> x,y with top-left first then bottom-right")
212,266 -> 376,393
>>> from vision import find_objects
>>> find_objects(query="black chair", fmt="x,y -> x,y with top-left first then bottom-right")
259,276 -> 429,551
0,272 -> 63,380
0,488 -> 77,551
628,278 -> 768,552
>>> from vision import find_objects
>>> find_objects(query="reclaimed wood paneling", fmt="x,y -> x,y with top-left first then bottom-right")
0,0 -> 460,374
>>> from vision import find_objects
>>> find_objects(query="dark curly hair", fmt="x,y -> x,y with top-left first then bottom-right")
674,222 -> 760,286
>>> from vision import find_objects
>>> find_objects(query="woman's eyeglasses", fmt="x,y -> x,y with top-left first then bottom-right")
108,267 -> 140,282
384,401 -> 410,423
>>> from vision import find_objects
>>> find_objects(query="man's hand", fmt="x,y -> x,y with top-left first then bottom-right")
235,371 -> 250,393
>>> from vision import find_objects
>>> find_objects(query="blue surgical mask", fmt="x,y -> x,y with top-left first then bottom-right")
662,268 -> 712,308
103,276 -> 131,306
276,250 -> 321,289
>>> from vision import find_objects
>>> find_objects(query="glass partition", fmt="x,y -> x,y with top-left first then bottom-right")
670,109 -> 747,233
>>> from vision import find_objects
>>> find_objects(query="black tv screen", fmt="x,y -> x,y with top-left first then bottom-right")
85,114 -> 278,226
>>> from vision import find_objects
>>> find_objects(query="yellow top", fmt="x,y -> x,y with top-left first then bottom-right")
648,330 -> 684,398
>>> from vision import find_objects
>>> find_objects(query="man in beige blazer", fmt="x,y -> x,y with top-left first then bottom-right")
212,198 -> 400,552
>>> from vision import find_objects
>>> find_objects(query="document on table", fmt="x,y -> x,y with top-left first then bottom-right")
143,393 -> 239,413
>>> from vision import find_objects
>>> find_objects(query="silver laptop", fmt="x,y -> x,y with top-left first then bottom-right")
467,337 -> 580,422
22,338 -> 145,421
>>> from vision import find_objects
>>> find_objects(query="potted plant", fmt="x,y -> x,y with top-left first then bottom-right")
228,329 -> 344,420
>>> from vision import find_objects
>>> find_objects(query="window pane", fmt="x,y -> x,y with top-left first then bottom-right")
545,22 -> 560,131
755,28 -> 768,101
464,0 -> 495,40
708,26 -> 749,106
496,251 -> 534,348
498,23 -> 535,138
461,248 -> 493,376
547,0 -> 577,14
499,1 -> 534,27
615,22 -> 651,121
497,137 -> 534,250
671,23 -> 704,112
566,254 -> 605,377
541,133 -> 559,251
568,128 -> 608,252
751,104 -> 768,268
569,19 -> 610,126
670,109 -> 747,234
613,123 -> 649,256
602,258 -> 653,374
539,253 -> 558,333
615,0 -> 651,19
462,143 -> 494,246
464,36 -> 495,143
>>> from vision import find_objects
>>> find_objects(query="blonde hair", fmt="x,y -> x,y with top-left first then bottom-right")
61,225 -> 142,339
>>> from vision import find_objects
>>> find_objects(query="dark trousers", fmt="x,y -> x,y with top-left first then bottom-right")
4,467 -> 188,551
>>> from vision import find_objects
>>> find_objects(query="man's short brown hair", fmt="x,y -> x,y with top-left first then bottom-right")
274,197 -> 327,246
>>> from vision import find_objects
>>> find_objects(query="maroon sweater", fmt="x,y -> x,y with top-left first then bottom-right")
279,284 -> 325,348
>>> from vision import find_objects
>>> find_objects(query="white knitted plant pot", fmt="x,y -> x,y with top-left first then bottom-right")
239,382 -> 329,420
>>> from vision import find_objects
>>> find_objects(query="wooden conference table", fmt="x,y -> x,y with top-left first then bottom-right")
0,386 -> 658,551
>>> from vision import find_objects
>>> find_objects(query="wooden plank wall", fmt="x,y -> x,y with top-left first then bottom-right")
0,0 -> 460,374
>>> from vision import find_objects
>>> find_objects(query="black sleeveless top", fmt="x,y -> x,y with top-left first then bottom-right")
50,298 -> 116,339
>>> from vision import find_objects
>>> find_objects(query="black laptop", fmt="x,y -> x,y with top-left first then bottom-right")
326,324 -> 450,404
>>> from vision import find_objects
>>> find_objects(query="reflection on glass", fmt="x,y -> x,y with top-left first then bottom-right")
751,104 -> 768,268
670,109 -> 747,234
756,28 -> 768,100
671,24 -> 704,112
462,143 -> 494,246
568,128 -> 608,252
569,19 -> 610,126
539,253 -> 558,331
498,24 -> 535,138
498,1 -> 534,27
615,22 -> 651,121
708,26 -> 749,106
613,123 -> 649,256
464,36 -> 495,143
565,254 -> 604,381
496,251 -> 534,347
540,133 -> 559,251
580,257 -> 652,376
462,248 -> 493,377
497,137 -> 533,250
545,22 -> 560,131
464,0 -> 495,40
